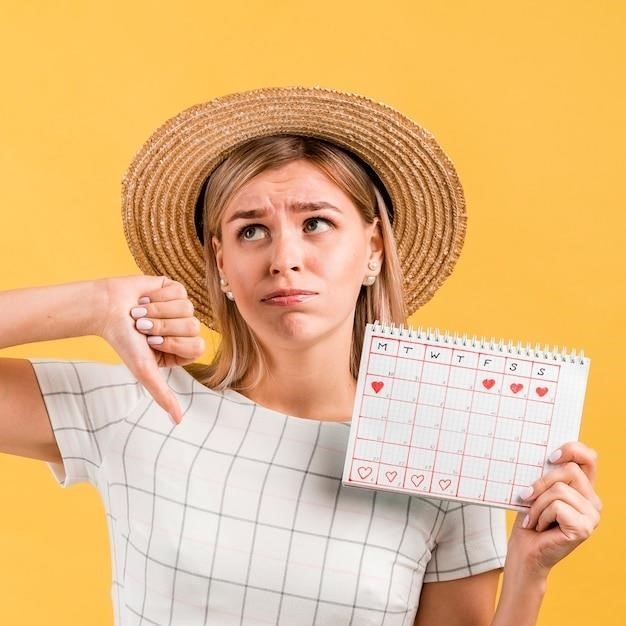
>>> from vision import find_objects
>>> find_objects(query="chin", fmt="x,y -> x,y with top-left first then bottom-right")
270,314 -> 352,348
271,313 -> 318,341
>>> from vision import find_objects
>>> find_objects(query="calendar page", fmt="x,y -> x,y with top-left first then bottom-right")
342,323 -> 590,510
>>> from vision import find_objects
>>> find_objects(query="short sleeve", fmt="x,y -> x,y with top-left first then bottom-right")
31,360 -> 149,487
423,502 -> 507,582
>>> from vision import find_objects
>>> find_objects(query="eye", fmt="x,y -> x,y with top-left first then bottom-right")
238,225 -> 268,241
303,217 -> 332,234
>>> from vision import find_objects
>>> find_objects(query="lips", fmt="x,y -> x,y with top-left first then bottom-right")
261,289 -> 317,305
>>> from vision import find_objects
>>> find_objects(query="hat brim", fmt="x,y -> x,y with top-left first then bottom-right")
122,87 -> 466,327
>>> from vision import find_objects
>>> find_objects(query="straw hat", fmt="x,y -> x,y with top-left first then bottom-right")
122,87 -> 466,327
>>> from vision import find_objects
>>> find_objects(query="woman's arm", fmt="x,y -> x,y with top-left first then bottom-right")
0,277 -> 204,461
492,442 -> 600,625
0,359 -> 61,462
414,442 -> 600,625
414,570 -> 500,626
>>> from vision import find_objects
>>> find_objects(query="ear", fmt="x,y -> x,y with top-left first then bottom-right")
212,235 -> 224,273
367,218 -> 385,267
212,236 -> 232,294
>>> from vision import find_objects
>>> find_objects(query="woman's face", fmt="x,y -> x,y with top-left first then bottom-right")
212,159 -> 383,352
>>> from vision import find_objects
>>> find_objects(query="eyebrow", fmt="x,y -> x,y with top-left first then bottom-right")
226,201 -> 341,223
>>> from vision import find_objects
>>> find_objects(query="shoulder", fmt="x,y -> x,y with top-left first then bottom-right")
30,359 -> 145,399
424,502 -> 506,583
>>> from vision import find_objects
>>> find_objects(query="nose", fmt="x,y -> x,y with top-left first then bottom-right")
269,230 -> 303,275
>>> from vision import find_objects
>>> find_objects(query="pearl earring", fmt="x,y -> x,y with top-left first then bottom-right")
364,259 -> 379,286
219,276 -> 234,300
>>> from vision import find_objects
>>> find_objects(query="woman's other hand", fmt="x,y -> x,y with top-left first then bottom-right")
509,441 -> 601,576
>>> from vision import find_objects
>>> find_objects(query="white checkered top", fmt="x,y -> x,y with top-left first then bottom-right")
32,360 -> 506,626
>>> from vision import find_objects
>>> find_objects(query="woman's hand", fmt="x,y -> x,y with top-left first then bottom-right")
508,441 -> 601,576
99,276 -> 205,424
129,279 -> 203,368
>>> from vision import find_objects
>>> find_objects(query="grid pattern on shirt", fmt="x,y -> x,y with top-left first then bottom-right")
32,360 -> 506,626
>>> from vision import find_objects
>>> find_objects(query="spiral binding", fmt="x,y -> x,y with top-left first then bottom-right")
371,321 -> 587,364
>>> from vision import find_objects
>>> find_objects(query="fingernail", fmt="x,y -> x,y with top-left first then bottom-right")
522,514 -> 530,529
131,306 -> 148,319
549,449 -> 562,463
147,335 -> 164,345
138,296 -> 150,305
169,414 -> 180,426
136,318 -> 154,330
519,485 -> 534,500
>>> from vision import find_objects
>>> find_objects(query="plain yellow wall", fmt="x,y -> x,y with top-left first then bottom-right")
1,1 -> 624,624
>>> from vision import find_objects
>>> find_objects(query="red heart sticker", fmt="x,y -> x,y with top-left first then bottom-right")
371,381 -> 384,394
536,387 -> 549,397
510,383 -> 524,394
482,378 -> 496,390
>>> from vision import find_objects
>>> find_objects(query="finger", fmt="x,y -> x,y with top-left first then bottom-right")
135,316 -> 201,338
147,335 -> 206,361
548,441 -> 598,484
524,462 -> 601,510
512,510 -> 528,531
526,481 -> 599,532
533,493 -> 600,538
141,280 -> 188,303
130,358 -> 182,425
132,299 -> 195,321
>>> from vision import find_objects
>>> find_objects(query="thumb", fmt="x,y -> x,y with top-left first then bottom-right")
512,510 -> 529,530
132,358 -> 182,425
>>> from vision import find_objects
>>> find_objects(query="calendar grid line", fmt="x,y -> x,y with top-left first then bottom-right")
512,368 -> 531,505
541,365 -> 560,484
459,367 -> 482,503
482,363 -> 503,504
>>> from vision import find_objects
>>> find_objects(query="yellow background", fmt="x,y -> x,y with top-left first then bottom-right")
1,1 -> 624,624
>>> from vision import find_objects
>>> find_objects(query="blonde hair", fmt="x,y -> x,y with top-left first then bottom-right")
189,135 -> 406,390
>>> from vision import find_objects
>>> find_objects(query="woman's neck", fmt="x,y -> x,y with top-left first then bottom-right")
238,338 -> 357,422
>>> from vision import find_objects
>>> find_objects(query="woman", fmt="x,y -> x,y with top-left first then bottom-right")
0,88 -> 600,625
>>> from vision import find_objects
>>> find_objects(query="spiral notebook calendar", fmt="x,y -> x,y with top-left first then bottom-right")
342,323 -> 590,510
